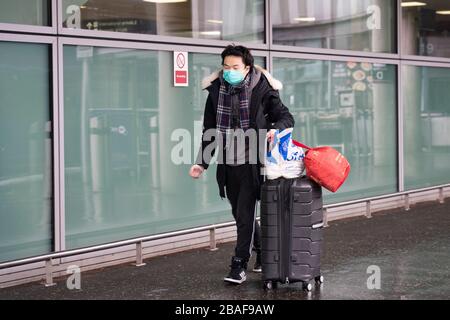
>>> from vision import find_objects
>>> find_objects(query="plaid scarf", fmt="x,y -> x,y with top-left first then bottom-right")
216,72 -> 251,146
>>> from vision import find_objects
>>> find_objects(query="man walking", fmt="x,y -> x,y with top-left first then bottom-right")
189,45 -> 294,284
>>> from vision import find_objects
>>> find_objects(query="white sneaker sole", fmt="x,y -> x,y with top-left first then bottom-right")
223,275 -> 247,284
252,268 -> 262,273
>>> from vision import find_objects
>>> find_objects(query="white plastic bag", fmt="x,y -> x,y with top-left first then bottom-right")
264,128 -> 305,180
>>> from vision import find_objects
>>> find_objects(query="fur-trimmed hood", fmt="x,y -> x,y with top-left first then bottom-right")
201,65 -> 283,91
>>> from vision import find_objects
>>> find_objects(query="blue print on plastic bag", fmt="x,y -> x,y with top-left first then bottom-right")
278,131 -> 291,160
266,130 -> 280,164
287,142 -> 305,161
266,152 -> 277,164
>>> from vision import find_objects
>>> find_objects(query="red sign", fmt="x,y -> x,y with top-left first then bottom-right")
175,70 -> 187,84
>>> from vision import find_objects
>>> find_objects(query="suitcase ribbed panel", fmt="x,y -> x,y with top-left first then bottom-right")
291,252 -> 320,267
291,238 -> 321,254
290,265 -> 321,280
292,210 -> 323,227
292,227 -> 323,241
292,199 -> 323,213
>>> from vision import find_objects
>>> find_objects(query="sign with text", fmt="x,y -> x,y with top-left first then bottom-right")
174,51 -> 189,87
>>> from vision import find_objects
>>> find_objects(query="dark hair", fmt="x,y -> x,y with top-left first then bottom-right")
221,44 -> 254,70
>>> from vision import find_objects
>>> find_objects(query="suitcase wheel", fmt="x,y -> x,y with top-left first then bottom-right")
263,280 -> 278,290
315,275 -> 324,284
302,281 -> 313,292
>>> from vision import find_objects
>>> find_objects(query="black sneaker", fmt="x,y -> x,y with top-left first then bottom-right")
252,248 -> 262,272
253,252 -> 262,273
224,256 -> 247,284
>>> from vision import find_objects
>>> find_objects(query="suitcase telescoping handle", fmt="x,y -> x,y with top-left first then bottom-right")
262,135 -> 270,183
262,134 -> 278,183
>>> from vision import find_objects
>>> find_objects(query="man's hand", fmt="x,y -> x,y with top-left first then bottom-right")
266,129 -> 277,144
189,165 -> 205,179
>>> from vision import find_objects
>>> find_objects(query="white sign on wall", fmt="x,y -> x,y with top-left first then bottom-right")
173,51 -> 189,87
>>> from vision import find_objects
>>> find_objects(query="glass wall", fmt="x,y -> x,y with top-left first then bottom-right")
0,42 -> 52,262
63,46 -> 264,248
402,0 -> 450,58
272,0 -> 397,53
0,0 -> 50,26
1,1 -> 450,264
403,65 -> 450,189
62,0 -> 265,43
273,57 -> 398,203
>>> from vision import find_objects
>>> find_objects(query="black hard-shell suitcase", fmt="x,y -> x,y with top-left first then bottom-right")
260,176 -> 324,291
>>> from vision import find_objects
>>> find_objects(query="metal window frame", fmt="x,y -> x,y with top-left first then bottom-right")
397,59 -> 404,192
266,0 -> 272,50
270,44 -> 401,60
400,60 -> 450,69
270,50 -> 400,65
57,36 -> 269,71
0,0 -> 57,34
0,32 -> 61,255
397,0 -> 404,192
397,0 -> 402,58
56,36 -> 65,252
401,54 -> 450,64
56,0 -> 269,50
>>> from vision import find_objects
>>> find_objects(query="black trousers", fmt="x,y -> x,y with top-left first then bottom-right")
225,164 -> 261,262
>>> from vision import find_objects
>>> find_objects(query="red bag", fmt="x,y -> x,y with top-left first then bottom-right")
292,140 -> 350,192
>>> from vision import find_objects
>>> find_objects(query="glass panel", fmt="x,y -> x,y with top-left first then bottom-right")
272,0 -> 396,53
273,57 -> 397,203
404,65 -> 450,189
0,0 -> 50,26
402,0 -> 450,58
64,45 -> 263,248
62,0 -> 264,43
0,42 -> 52,262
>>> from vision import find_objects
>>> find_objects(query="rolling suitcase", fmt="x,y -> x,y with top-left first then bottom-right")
260,176 -> 324,291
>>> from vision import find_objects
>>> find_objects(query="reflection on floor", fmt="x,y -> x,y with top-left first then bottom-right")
1,198 -> 449,300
